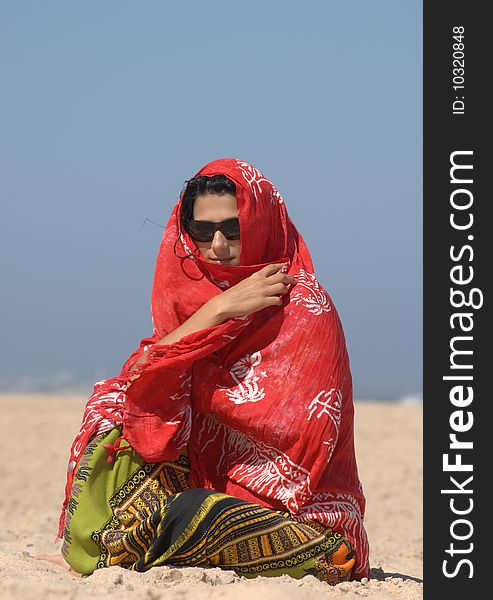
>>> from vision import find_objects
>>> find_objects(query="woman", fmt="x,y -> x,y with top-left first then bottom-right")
39,158 -> 370,584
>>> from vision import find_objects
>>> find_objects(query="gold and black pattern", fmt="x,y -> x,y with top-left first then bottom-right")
205,509 -> 314,563
109,456 -> 190,512
89,458 -> 355,585
135,491 -> 232,569
115,489 -> 354,585
303,534 -> 356,585
92,456 -> 190,569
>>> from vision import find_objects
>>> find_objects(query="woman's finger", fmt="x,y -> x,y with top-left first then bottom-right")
265,295 -> 284,307
268,283 -> 289,295
259,263 -> 289,276
267,272 -> 297,285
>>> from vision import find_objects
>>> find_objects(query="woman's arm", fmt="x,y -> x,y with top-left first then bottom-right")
130,296 -> 226,369
130,263 -> 297,371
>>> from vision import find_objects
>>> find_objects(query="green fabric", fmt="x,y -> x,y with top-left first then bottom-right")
62,428 -> 143,575
61,428 -> 355,584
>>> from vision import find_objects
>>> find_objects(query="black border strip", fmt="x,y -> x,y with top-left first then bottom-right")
424,2 -> 489,596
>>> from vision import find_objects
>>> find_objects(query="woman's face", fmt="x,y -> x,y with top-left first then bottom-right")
191,193 -> 241,266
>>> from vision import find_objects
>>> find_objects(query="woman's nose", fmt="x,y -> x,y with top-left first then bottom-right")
211,230 -> 229,251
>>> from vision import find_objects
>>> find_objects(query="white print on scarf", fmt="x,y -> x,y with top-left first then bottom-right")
170,372 -> 192,403
71,380 -> 128,462
291,491 -> 369,577
166,372 -> 192,449
217,351 -> 267,404
322,436 -> 337,463
235,160 -> 284,205
179,232 -> 194,256
168,404 -> 192,450
270,185 -> 284,205
197,415 -> 312,513
307,388 -> 342,425
291,269 -> 331,315
222,314 -> 254,341
307,388 -> 342,463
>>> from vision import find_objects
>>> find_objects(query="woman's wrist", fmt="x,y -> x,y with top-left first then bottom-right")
205,295 -> 232,325
139,297 -> 231,361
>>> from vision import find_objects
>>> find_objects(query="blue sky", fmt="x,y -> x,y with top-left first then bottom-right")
0,1 -> 422,399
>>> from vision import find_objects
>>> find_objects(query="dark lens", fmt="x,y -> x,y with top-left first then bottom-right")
186,220 -> 215,242
186,218 -> 240,242
219,218 -> 240,240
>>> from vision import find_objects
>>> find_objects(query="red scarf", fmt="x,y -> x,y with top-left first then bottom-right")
59,158 -> 370,579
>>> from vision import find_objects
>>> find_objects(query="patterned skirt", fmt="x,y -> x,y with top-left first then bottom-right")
62,428 -> 356,585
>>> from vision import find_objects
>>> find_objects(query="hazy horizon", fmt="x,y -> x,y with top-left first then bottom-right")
1,1 -> 422,401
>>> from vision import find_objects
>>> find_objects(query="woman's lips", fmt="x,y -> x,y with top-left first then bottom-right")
209,257 -> 233,264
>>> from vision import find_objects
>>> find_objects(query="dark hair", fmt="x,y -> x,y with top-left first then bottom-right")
174,174 -> 236,259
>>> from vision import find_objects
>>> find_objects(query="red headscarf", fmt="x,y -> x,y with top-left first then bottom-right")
59,158 -> 370,579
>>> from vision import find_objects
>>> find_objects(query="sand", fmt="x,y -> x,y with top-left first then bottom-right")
0,395 -> 422,599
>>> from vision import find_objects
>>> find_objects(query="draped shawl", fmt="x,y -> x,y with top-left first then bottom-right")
59,158 -> 370,579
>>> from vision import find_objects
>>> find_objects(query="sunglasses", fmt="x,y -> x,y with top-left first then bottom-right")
186,218 -> 240,242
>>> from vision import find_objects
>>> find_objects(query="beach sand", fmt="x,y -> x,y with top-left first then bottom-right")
0,395 -> 422,599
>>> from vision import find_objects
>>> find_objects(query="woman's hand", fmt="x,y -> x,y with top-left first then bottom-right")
211,263 -> 298,320
128,263 -> 297,372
